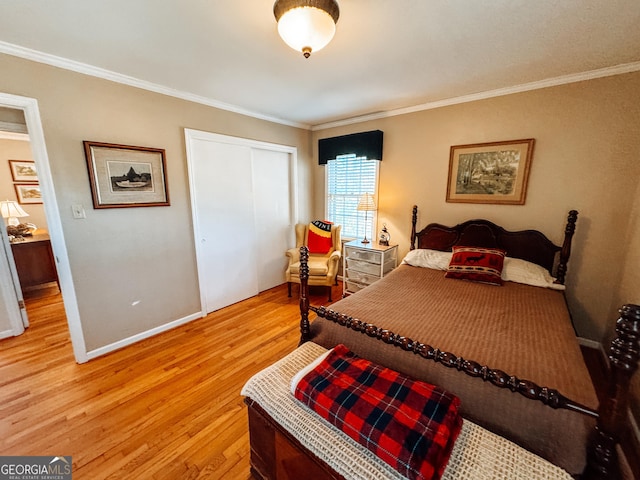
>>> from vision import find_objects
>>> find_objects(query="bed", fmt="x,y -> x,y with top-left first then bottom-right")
243,206 -> 640,479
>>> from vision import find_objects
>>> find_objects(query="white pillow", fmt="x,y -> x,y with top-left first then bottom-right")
502,257 -> 565,290
401,249 -> 452,271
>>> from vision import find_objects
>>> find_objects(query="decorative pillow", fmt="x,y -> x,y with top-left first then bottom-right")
307,220 -> 333,254
502,257 -> 565,290
445,246 -> 506,285
402,249 -> 452,271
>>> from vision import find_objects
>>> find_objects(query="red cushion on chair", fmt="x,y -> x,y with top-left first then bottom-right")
307,220 -> 333,254
445,246 -> 506,285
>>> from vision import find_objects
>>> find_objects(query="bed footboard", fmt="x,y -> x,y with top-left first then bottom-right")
584,303 -> 640,479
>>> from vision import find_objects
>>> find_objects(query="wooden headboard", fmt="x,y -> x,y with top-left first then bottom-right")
409,206 -> 578,284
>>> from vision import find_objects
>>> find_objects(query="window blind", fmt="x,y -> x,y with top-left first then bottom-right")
326,154 -> 379,239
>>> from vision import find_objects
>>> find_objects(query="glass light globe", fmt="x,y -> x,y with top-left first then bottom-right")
277,6 -> 337,57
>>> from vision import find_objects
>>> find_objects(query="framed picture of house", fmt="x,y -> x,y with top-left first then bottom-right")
83,141 -> 170,209
9,160 -> 38,182
14,183 -> 42,204
446,138 -> 535,205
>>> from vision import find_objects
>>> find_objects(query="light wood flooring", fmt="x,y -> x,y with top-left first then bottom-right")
0,283 -> 341,479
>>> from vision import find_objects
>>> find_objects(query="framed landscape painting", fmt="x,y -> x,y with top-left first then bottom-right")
446,139 -> 535,205
14,183 -> 42,204
9,160 -> 38,182
83,141 -> 170,209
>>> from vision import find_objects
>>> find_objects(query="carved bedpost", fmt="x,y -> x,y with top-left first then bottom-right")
556,210 -> 578,284
299,246 -> 311,343
584,304 -> 640,479
410,205 -> 418,250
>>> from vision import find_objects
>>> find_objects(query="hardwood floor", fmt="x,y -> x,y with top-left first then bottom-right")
0,282 -> 342,480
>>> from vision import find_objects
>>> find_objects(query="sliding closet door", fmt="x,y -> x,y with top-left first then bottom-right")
252,148 -> 294,292
186,129 -> 297,315
188,137 -> 259,313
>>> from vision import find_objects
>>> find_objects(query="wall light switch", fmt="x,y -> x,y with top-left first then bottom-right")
71,204 -> 86,219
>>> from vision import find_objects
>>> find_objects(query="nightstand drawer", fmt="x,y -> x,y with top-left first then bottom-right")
346,258 -> 379,275
345,269 -> 379,286
346,258 -> 395,276
345,280 -> 366,294
344,246 -> 383,264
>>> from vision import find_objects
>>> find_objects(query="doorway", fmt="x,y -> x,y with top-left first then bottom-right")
0,92 -> 86,363
0,126 -> 58,309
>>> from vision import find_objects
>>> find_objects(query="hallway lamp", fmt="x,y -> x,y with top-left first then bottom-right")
0,200 -> 29,226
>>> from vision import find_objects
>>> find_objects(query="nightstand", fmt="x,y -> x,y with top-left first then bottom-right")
343,240 -> 398,296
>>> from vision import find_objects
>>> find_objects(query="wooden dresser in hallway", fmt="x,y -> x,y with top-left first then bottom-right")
10,232 -> 59,292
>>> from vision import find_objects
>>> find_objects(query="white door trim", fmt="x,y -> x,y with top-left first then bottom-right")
0,228 -> 25,338
184,128 -> 298,316
0,92 -> 87,363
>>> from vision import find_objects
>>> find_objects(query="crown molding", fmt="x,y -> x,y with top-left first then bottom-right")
0,129 -> 29,141
1,40 -> 638,133
311,61 -> 640,130
0,41 -> 310,130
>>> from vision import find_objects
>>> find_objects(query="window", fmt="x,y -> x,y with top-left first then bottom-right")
326,154 -> 379,239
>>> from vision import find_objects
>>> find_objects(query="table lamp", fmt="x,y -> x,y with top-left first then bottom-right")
1,200 -> 29,226
357,193 -> 376,244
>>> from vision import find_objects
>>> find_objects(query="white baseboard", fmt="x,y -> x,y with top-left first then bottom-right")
85,311 -> 203,360
0,328 -> 15,340
578,336 -> 603,351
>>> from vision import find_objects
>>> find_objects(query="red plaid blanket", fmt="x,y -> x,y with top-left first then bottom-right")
293,344 -> 462,480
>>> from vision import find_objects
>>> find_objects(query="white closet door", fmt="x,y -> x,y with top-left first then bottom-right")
252,148 -> 293,291
190,138 -> 259,313
186,130 -> 298,315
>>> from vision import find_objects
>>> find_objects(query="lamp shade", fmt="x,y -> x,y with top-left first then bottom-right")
0,200 -> 29,226
357,193 -> 376,212
274,0 -> 340,58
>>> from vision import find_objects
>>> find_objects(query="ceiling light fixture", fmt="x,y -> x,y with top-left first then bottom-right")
273,0 -> 340,58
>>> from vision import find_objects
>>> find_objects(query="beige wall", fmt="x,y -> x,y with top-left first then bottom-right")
0,53 -> 312,352
313,71 -> 640,343
0,139 -> 48,230
615,178 -> 640,323
613,176 -> 640,422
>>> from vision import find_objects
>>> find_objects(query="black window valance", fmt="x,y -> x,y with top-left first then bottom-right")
318,130 -> 383,165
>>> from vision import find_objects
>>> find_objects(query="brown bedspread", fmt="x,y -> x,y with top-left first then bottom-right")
309,264 -> 599,475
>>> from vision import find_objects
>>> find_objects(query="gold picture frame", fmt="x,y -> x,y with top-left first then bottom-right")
83,141 -> 170,209
446,139 -> 535,205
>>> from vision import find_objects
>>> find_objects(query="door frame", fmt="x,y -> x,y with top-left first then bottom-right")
0,222 -> 26,337
184,128 -> 298,316
0,92 -> 87,363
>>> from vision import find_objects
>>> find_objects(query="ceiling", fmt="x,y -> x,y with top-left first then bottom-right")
0,1 -> 639,129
